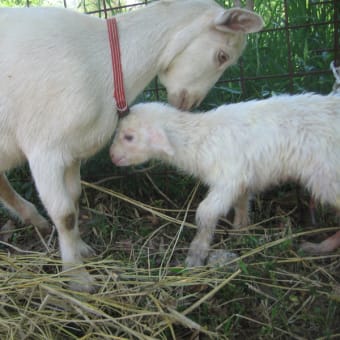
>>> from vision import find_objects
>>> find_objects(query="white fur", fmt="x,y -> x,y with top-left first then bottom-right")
110,94 -> 340,266
0,1 -> 263,291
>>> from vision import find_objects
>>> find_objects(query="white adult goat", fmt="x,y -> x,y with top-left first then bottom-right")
110,94 -> 340,267
0,1 -> 263,291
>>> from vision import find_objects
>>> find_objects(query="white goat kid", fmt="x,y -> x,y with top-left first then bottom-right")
0,1 -> 263,291
110,94 -> 340,267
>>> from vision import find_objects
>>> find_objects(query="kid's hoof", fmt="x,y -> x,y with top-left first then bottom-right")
299,241 -> 327,255
65,268 -> 99,293
185,256 -> 204,268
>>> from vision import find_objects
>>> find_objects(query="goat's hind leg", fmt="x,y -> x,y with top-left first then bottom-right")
300,198 -> 340,254
300,230 -> 340,254
0,173 -> 50,233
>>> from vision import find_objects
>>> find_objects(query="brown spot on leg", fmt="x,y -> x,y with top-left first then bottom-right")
64,213 -> 76,231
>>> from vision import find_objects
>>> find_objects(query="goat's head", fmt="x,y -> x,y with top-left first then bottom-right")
158,6 -> 263,110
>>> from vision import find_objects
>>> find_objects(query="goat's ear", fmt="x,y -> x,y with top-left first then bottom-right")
148,127 -> 175,157
214,8 -> 264,34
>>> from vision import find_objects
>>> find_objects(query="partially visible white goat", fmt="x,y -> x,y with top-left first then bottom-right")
110,94 -> 340,266
0,1 -> 263,291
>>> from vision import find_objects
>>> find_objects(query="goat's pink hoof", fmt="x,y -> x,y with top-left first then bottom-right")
299,241 -> 326,255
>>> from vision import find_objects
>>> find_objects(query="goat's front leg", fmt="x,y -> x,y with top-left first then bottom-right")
29,154 -> 96,292
64,160 -> 94,258
185,187 -> 234,267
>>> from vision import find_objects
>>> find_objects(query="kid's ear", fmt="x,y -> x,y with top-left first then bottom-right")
148,126 -> 175,157
214,8 -> 264,33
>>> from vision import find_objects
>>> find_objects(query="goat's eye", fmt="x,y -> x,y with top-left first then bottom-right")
217,50 -> 229,66
124,134 -> 134,142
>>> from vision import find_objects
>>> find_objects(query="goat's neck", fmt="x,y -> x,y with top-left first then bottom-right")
89,3 -> 215,107
115,4 -> 213,104
161,114 -> 207,177
116,15 -> 167,103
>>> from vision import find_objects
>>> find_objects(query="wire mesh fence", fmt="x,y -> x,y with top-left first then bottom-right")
1,0 -> 339,204
2,0 -> 338,103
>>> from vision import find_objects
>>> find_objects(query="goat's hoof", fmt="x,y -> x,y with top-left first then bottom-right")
69,280 -> 99,294
299,241 -> 325,255
78,239 -> 96,258
30,216 -> 51,236
66,269 -> 99,293
185,256 -> 204,268
232,217 -> 250,229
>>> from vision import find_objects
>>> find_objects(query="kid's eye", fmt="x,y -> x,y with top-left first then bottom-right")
124,134 -> 134,142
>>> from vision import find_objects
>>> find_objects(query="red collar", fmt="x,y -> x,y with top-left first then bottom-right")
107,18 -> 129,117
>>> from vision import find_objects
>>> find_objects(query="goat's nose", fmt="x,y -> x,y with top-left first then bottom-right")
109,147 -> 116,163
110,148 -> 126,166
168,89 -> 190,110
111,154 -> 119,165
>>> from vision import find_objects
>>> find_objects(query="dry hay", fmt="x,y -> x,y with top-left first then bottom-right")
0,179 -> 339,339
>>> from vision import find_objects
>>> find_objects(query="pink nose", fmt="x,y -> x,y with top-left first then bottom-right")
111,155 -> 119,165
109,148 -> 117,164
110,150 -> 125,166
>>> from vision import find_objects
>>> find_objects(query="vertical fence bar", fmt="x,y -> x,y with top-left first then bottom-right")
239,57 -> 246,97
334,0 -> 340,66
103,0 -> 109,18
283,0 -> 294,93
